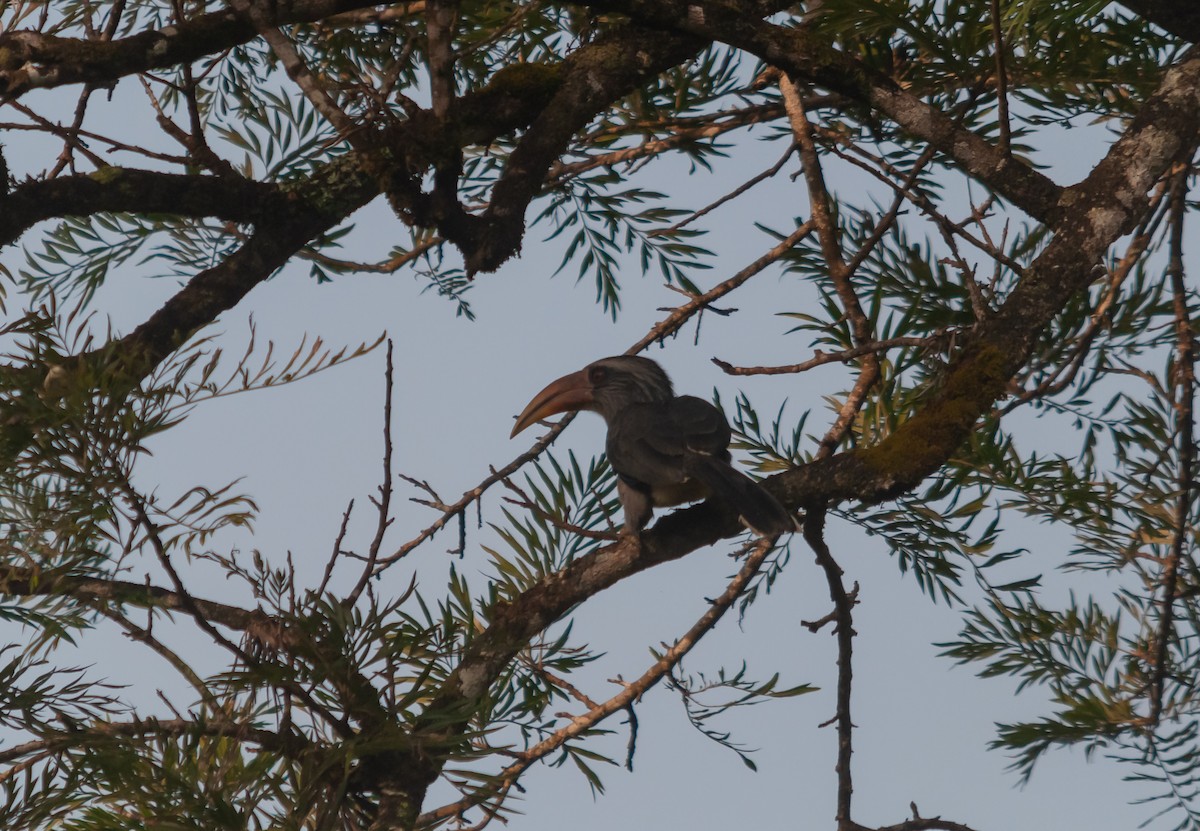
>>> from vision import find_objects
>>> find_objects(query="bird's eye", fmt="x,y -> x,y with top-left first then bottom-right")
587,365 -> 608,385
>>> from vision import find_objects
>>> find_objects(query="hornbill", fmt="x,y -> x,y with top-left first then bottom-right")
510,356 -> 795,536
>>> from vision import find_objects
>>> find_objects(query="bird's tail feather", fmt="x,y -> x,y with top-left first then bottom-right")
686,456 -> 796,536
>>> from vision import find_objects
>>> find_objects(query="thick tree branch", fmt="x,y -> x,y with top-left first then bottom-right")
111,164 -> 376,385
0,170 -> 283,247
0,155 -> 377,459
805,46 -> 1200,506
0,0 -> 382,97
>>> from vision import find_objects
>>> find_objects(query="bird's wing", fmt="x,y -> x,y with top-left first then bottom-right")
665,395 -> 732,457
607,403 -> 686,485
606,396 -> 730,486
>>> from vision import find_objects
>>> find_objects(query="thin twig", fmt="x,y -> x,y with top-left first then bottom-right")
844,145 -> 938,277
649,142 -> 796,236
527,664 -> 601,710
48,86 -> 94,177
803,505 -> 858,831
713,334 -> 951,377
137,73 -> 238,176
119,481 -> 355,739
1150,168 -> 1193,725
98,606 -> 209,698
375,415 -> 577,568
347,340 -> 397,605
782,74 -> 878,458
936,219 -> 989,320
5,101 -> 107,170
300,236 -> 443,274
820,135 -> 1024,275
547,104 -> 786,188
0,115 -> 190,166
637,221 -> 815,350
316,499 -> 354,598
122,483 -> 255,664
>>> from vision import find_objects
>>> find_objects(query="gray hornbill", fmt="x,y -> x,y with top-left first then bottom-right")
510,355 -> 795,536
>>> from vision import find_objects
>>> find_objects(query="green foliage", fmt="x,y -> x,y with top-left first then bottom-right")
211,87 -> 337,182
538,174 -> 712,318
19,214 -> 243,305
486,451 -> 618,595
415,263 -> 476,320
665,661 -> 816,770
0,301 -> 389,826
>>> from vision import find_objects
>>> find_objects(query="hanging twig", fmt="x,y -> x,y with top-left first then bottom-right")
1150,167 -> 1194,726
802,504 -> 858,831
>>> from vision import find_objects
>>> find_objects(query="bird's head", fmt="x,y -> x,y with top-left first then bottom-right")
510,355 -> 674,437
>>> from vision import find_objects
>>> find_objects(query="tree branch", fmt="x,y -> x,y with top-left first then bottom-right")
0,0 -> 383,97
0,170 -> 282,247
0,716 -> 309,766
803,505 -> 858,830
782,73 -> 880,458
0,564 -> 269,634
713,334 -> 951,377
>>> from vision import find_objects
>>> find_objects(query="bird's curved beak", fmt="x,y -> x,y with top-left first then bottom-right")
510,369 -> 594,438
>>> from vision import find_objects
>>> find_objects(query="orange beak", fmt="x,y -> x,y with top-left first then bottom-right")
510,369 -> 594,438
